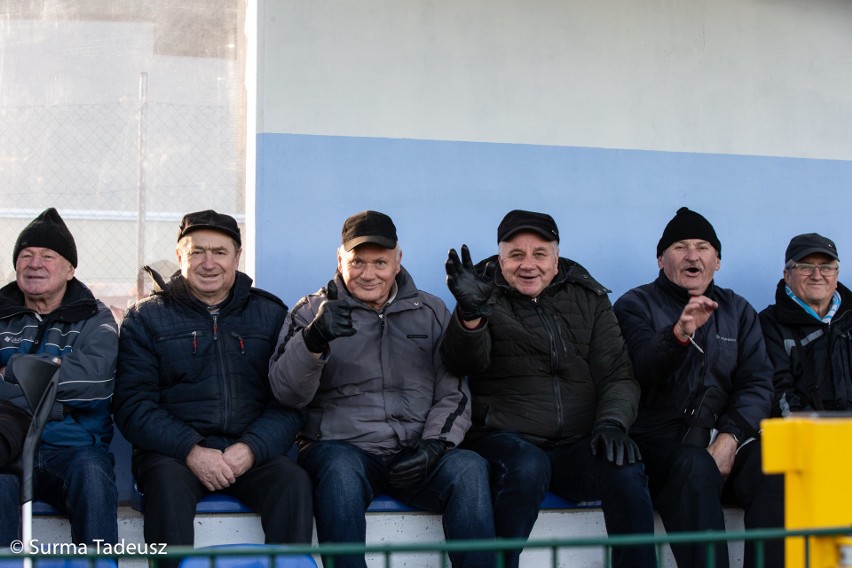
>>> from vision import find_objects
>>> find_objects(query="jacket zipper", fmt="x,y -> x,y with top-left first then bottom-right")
534,297 -> 564,437
211,313 -> 231,431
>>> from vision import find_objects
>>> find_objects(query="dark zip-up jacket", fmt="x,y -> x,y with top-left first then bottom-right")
269,267 -> 471,456
113,270 -> 293,464
613,271 -> 773,441
0,278 -> 118,450
759,279 -> 852,415
440,256 -> 639,446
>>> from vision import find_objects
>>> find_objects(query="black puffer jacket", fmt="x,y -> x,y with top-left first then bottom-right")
441,256 -> 639,445
759,280 -> 852,415
113,270 -> 293,464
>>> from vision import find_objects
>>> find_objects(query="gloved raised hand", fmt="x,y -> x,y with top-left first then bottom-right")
302,280 -> 356,353
590,420 -> 641,466
445,244 -> 495,321
388,439 -> 448,489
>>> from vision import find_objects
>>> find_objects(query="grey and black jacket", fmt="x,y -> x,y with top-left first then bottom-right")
441,256 -> 639,446
269,266 -> 471,456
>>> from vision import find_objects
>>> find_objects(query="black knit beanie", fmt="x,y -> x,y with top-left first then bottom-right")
13,208 -> 78,267
656,207 -> 721,259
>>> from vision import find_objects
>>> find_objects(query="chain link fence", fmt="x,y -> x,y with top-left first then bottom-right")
0,91 -> 245,320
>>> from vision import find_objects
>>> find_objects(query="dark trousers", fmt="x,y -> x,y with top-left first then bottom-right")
637,435 -> 784,568
133,451 -> 313,555
471,431 -> 657,568
0,402 -> 29,468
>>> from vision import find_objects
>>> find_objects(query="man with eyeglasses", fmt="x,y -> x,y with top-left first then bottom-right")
760,233 -> 852,415
268,210 -> 495,568
613,207 -> 783,568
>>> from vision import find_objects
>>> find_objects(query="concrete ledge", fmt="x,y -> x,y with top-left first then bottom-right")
31,505 -> 745,568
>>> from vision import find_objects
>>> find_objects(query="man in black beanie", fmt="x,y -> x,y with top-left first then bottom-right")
0,208 -> 119,545
613,207 -> 784,567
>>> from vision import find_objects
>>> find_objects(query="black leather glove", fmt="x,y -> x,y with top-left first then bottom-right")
302,280 -> 356,353
445,245 -> 495,321
388,439 -> 448,489
590,421 -> 641,466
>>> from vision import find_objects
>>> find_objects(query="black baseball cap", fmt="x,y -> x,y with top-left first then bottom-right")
497,210 -> 560,243
785,233 -> 839,263
341,210 -> 398,251
178,210 -> 241,247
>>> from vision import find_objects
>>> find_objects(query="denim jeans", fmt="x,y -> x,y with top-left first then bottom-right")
471,431 -> 657,568
298,440 -> 496,568
0,445 -> 117,545
638,434 -> 785,568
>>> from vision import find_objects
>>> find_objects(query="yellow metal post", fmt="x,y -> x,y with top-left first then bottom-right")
763,415 -> 852,568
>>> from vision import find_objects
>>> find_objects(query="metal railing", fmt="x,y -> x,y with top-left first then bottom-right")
2,526 -> 851,568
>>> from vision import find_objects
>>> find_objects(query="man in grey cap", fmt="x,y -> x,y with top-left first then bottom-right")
114,210 -> 312,562
269,210 -> 495,568
0,207 -> 119,546
760,233 -> 852,414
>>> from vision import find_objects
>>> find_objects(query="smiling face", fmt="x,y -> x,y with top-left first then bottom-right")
784,253 -> 839,317
338,244 -> 402,309
498,232 -> 559,298
177,229 -> 241,305
658,239 -> 720,295
15,247 -> 75,313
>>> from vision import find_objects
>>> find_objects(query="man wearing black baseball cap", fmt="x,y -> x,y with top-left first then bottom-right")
614,207 -> 783,568
114,210 -> 312,563
0,208 -> 119,547
760,233 -> 852,414
270,210 -> 495,568
441,209 -> 656,568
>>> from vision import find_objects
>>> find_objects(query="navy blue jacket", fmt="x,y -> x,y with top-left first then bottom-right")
613,272 -> 773,442
113,270 -> 295,464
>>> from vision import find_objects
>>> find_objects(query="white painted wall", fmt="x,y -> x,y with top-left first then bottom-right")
258,0 -> 852,160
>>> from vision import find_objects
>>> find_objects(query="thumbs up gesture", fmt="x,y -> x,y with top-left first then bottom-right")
302,280 -> 357,353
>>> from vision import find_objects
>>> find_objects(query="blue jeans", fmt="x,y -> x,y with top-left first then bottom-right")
471,431 -> 657,568
298,440 -> 496,568
0,446 -> 117,545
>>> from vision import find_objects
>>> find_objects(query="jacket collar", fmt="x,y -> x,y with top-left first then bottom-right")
772,278 -> 852,325
149,268 -> 253,315
0,277 -> 98,322
655,269 -> 716,303
477,255 -> 610,299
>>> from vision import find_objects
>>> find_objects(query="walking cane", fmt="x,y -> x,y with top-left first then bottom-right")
13,355 -> 61,568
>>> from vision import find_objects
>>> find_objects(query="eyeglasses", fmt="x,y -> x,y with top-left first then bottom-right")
787,263 -> 839,276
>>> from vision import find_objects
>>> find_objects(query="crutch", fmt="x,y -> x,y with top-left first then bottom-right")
13,355 -> 61,568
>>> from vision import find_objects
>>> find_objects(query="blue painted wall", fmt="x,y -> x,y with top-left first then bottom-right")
256,133 -> 852,314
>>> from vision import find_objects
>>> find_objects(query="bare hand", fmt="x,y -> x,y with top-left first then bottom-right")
674,295 -> 718,341
706,433 -> 737,478
223,442 -> 256,478
186,445 -> 237,491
